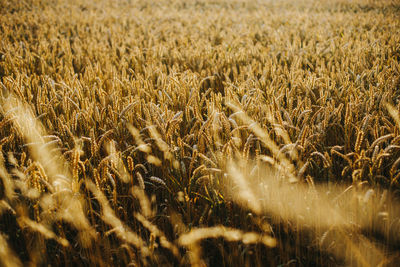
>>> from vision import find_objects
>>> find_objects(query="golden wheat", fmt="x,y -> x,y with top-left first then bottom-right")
0,0 -> 400,266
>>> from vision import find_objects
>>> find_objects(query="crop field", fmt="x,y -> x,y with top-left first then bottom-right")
1,0 -> 400,266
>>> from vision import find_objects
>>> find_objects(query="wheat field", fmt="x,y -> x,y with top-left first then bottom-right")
1,0 -> 400,266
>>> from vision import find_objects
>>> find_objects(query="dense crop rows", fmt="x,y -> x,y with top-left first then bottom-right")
1,0 -> 400,266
